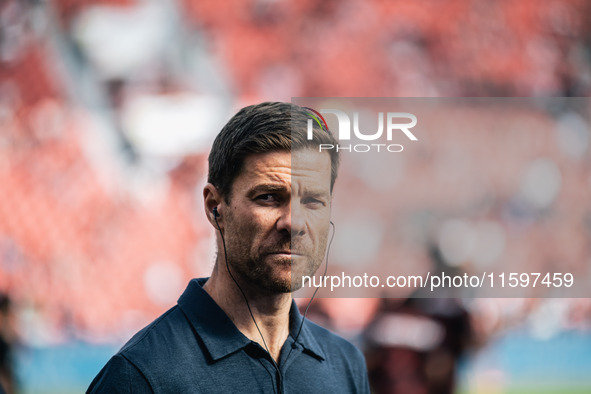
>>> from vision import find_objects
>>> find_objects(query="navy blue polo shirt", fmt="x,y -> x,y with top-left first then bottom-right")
87,278 -> 370,393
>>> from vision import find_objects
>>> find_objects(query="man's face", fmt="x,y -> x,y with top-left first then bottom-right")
220,149 -> 332,294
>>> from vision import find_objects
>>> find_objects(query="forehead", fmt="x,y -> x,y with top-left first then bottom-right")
233,149 -> 332,192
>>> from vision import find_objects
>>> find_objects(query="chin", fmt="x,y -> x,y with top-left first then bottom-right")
250,255 -> 320,293
292,257 -> 322,283
261,277 -> 294,294
260,269 -> 304,293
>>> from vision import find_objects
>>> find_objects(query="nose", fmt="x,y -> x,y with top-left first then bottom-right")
277,201 -> 306,237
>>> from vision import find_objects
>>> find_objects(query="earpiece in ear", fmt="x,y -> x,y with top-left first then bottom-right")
213,207 -> 219,218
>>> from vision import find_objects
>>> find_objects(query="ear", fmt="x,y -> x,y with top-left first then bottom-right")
203,183 -> 223,228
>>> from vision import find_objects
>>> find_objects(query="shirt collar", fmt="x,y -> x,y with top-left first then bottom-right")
288,301 -> 326,361
178,278 -> 251,361
177,278 -> 325,362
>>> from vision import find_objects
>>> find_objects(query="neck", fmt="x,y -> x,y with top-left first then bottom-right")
203,261 -> 292,362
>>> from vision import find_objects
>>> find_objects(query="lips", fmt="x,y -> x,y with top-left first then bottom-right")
263,242 -> 308,257
268,251 -> 306,257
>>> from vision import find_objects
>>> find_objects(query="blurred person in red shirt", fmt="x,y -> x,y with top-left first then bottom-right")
364,297 -> 473,394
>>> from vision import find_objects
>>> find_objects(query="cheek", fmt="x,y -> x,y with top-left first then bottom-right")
233,211 -> 275,241
312,223 -> 331,252
251,210 -> 279,229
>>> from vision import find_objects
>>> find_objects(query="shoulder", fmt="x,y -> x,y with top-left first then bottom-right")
302,319 -> 370,393
305,319 -> 365,361
119,306 -> 186,357
118,305 -> 201,374
88,305 -> 197,393
87,354 -> 151,393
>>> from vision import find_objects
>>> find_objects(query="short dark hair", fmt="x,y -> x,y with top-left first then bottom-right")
208,102 -> 339,200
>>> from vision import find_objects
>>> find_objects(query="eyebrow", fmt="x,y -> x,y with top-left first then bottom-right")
304,190 -> 330,199
247,183 -> 289,197
247,183 -> 331,200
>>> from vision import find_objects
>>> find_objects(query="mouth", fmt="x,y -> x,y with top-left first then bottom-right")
267,251 -> 306,259
269,251 -> 299,256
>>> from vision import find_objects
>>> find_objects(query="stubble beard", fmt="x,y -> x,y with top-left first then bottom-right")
221,204 -> 329,294
225,235 -> 326,295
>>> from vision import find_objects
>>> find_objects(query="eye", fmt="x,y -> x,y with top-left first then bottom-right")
255,193 -> 279,203
303,197 -> 326,209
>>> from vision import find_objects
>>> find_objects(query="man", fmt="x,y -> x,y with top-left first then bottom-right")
88,102 -> 370,393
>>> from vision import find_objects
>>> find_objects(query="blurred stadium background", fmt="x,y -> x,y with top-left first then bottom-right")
1,0 -> 591,393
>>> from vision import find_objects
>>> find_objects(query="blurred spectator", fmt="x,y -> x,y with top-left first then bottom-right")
364,298 -> 473,394
0,293 -> 15,394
